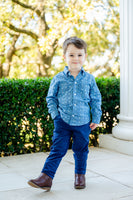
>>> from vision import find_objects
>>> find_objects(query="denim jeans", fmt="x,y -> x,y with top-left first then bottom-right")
41,115 -> 91,179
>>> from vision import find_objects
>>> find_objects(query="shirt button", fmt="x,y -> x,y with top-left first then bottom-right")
74,104 -> 76,106
74,93 -> 76,96
75,82 -> 77,84
72,115 -> 75,117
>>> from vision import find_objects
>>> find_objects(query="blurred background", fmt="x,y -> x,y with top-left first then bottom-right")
0,0 -> 119,79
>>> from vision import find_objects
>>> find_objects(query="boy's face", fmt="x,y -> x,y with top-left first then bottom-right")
63,44 -> 87,71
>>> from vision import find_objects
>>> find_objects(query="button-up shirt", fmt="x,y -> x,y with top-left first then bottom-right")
46,66 -> 102,126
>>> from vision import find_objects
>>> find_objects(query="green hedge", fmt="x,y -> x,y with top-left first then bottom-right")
92,77 -> 120,146
0,77 -> 120,156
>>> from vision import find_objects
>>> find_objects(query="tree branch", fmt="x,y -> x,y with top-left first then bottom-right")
12,0 -> 35,11
9,24 -> 38,41
12,0 -> 41,16
15,46 -> 30,51
12,0 -> 49,33
0,53 -> 4,57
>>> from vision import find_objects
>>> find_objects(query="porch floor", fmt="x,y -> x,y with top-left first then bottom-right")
0,147 -> 133,200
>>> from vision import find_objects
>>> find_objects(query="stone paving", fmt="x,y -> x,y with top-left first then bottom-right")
0,147 -> 133,200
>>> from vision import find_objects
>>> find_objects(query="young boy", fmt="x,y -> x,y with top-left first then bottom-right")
28,36 -> 102,191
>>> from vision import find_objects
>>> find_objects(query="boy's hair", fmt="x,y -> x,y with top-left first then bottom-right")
63,36 -> 87,54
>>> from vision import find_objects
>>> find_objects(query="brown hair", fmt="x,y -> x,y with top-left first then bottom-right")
63,36 -> 87,54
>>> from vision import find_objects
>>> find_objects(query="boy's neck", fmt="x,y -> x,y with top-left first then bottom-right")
68,68 -> 81,78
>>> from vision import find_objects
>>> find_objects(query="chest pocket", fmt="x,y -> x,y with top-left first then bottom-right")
58,80 -> 73,98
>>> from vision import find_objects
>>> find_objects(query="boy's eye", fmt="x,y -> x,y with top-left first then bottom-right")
69,54 -> 82,57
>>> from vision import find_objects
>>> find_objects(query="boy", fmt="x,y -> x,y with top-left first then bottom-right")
28,36 -> 102,191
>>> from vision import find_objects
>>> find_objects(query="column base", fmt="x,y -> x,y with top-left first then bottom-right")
99,134 -> 133,156
112,115 -> 133,141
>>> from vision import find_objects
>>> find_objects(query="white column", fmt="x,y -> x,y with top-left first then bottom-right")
112,0 -> 133,140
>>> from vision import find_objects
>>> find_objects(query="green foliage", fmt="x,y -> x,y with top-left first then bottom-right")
0,0 -> 120,78
90,77 -> 120,146
0,77 -> 120,156
0,78 -> 53,156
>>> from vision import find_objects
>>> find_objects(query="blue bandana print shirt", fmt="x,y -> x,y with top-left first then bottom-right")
46,66 -> 102,126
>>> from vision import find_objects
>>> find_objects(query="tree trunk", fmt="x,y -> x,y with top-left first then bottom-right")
3,35 -> 19,77
0,63 -> 3,78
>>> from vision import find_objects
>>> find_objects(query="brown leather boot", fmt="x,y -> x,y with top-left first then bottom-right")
74,174 -> 86,189
28,173 -> 52,191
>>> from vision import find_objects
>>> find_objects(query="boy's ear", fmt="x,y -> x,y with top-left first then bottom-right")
85,53 -> 88,59
63,54 -> 66,60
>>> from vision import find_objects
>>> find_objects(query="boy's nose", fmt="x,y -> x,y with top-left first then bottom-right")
73,56 -> 79,60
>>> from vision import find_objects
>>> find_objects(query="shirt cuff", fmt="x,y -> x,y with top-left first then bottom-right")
92,118 -> 101,124
51,111 -> 59,120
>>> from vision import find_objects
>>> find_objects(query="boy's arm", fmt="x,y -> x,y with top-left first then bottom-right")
46,77 -> 59,120
89,76 -> 102,125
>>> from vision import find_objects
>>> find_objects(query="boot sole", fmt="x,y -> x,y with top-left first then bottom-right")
28,181 -> 51,191
75,185 -> 85,189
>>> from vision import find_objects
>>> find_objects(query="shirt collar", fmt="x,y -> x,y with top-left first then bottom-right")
64,66 -> 85,76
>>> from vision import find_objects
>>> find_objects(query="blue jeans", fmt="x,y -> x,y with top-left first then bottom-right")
41,115 -> 91,179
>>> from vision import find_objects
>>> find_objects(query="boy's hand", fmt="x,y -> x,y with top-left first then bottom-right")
90,123 -> 98,131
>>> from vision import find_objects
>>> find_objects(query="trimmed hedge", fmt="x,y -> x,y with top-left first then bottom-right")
92,77 -> 120,146
0,77 -> 120,156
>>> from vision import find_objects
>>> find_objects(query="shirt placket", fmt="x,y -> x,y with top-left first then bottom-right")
70,76 -> 79,125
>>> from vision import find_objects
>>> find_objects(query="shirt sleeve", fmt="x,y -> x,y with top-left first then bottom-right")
46,77 -> 59,120
89,76 -> 102,124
